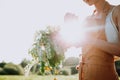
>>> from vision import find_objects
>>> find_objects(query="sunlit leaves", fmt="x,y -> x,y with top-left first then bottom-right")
26,26 -> 64,75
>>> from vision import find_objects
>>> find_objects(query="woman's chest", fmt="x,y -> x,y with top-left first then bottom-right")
85,15 -> 107,40
85,26 -> 107,41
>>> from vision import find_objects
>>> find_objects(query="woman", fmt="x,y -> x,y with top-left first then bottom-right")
77,0 -> 120,80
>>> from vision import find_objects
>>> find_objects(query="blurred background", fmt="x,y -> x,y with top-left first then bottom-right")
0,0 -> 120,80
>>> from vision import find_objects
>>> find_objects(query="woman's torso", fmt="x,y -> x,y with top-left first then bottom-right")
82,27 -> 114,65
81,6 -> 117,65
78,6 -> 119,80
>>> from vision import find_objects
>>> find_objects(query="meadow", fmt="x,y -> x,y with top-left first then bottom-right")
0,75 -> 78,80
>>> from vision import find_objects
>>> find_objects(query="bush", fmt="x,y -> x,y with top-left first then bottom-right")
20,59 -> 30,68
63,57 -> 79,66
0,67 -> 7,75
16,65 -> 24,75
115,60 -> 120,76
0,62 -> 6,68
3,63 -> 24,75
59,70 -> 69,75
31,64 -> 40,74
71,66 -> 78,75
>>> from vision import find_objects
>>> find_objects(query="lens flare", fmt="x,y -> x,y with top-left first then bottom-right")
59,22 -> 87,45
59,21 -> 104,47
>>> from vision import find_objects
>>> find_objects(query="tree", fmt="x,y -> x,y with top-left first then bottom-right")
0,62 -> 6,68
20,59 -> 30,68
25,26 -> 64,75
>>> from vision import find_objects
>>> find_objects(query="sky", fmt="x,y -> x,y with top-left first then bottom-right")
0,0 -> 120,64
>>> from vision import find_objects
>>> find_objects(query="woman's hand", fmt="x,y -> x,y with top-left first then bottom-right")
64,12 -> 79,22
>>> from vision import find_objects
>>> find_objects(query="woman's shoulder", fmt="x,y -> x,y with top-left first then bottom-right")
116,5 -> 120,14
113,5 -> 120,16
112,5 -> 120,21
112,5 -> 120,31
115,5 -> 120,9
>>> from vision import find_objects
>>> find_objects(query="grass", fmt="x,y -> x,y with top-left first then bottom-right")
0,75 -> 78,80
0,75 -> 119,80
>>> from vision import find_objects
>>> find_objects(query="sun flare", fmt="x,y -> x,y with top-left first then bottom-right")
59,22 -> 87,45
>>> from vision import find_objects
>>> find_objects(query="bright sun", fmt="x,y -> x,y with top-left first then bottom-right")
59,21 -> 87,45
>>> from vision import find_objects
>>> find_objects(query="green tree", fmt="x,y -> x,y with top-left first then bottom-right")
20,59 -> 30,68
26,26 -> 64,75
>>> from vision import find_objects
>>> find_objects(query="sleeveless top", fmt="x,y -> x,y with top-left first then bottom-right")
105,7 -> 119,43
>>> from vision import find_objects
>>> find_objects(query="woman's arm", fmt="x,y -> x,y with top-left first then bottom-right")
116,5 -> 120,38
92,39 -> 120,56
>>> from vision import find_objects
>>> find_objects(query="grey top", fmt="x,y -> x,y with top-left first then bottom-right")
105,7 -> 119,43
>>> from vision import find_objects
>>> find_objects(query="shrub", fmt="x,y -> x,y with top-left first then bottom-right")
0,67 -> 7,75
0,62 -> 6,68
71,66 -> 78,75
16,65 -> 24,75
115,60 -> 120,76
20,59 -> 30,68
59,70 -> 69,75
3,63 -> 24,75
63,57 -> 79,66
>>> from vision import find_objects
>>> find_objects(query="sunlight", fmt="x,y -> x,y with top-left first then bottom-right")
0,0 -> 119,64
59,21 -> 105,46
59,21 -> 86,45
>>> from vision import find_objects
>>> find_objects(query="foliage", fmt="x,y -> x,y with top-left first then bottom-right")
3,63 -> 24,75
30,64 -> 40,74
71,66 -> 78,75
27,26 -> 64,75
0,62 -> 6,68
0,67 -> 7,75
16,65 -> 24,75
63,57 -> 79,66
59,70 -> 69,75
115,60 -> 120,76
20,59 -> 30,68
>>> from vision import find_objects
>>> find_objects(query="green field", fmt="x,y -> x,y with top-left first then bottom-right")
0,75 -> 120,80
0,75 -> 78,80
